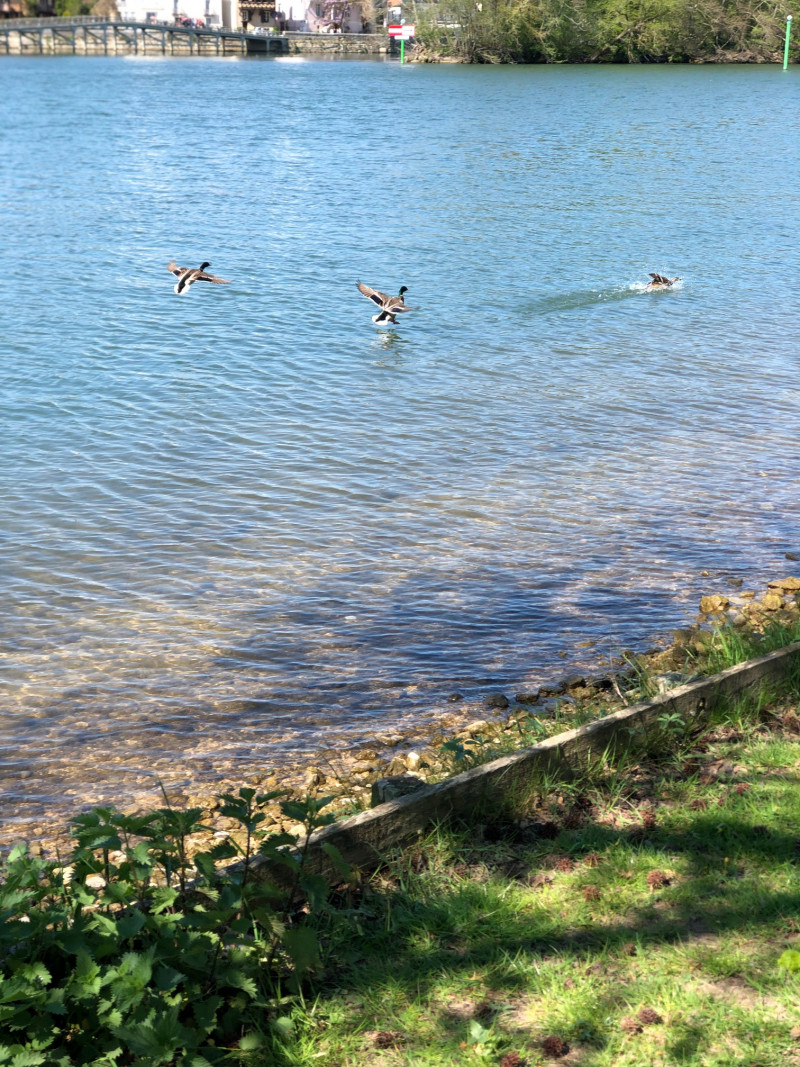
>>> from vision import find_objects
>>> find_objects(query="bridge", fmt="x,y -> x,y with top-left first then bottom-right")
0,15 -> 289,56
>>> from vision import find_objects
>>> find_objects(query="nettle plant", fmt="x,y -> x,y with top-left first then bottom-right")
0,788 -> 350,1065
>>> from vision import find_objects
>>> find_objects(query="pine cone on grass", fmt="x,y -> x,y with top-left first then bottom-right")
620,1016 -> 643,1034
646,870 -> 671,890
638,1007 -> 663,1025
542,1035 -> 569,1058
500,1054 -> 526,1067
372,1030 -> 404,1048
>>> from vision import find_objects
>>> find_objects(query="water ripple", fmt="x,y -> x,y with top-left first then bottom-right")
1,59 -> 798,836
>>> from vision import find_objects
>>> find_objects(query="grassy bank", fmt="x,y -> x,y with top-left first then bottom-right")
2,611 -> 800,1064
285,684 -> 800,1065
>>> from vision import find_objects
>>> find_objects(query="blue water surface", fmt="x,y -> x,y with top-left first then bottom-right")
1,56 -> 799,834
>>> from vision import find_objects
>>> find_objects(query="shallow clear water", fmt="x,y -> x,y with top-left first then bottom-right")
2,56 -> 799,837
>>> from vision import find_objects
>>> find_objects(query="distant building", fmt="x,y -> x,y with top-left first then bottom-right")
117,0 -> 294,29
117,0 -> 230,27
115,0 -> 370,30
304,0 -> 365,32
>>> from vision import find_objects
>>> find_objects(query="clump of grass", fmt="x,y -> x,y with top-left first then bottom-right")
699,616 -> 800,676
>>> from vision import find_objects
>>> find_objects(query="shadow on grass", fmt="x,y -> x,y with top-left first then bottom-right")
298,750 -> 800,1062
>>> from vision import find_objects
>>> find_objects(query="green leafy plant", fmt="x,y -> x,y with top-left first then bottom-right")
0,788 -> 350,1065
657,710 -> 688,741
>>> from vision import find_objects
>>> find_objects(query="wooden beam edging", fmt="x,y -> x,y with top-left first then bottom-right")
245,641 -> 800,886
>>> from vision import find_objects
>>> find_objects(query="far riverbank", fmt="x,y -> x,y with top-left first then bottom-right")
1,9 -> 795,63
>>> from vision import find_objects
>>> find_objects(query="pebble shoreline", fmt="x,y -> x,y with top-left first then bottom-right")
17,575 -> 800,858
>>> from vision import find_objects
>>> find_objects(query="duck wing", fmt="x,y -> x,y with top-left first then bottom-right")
649,273 -> 670,285
195,269 -> 231,285
357,282 -> 393,308
167,261 -> 184,277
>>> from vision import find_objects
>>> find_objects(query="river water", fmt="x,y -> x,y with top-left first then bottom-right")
1,56 -> 798,839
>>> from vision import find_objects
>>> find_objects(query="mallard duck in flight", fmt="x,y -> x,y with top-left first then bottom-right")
644,273 -> 681,291
167,261 -> 231,295
357,282 -> 412,324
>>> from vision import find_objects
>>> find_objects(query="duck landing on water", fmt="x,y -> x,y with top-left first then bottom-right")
356,282 -> 413,324
167,261 -> 231,295
645,272 -> 681,292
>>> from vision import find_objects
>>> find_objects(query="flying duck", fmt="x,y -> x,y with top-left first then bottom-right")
645,273 -> 681,291
356,282 -> 412,324
167,261 -> 231,295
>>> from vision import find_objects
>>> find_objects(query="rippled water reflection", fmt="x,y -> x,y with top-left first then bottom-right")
2,57 -> 798,837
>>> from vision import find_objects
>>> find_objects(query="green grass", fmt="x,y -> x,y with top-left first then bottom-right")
271,693 -> 800,1066
697,619 -> 800,677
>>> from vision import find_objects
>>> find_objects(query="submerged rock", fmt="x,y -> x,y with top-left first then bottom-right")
768,576 -> 800,591
672,628 -> 695,646
515,691 -> 540,704
459,719 -> 489,738
559,673 -> 586,691
700,594 -> 730,615
587,674 -> 615,692
304,767 -> 325,790
760,592 -> 784,611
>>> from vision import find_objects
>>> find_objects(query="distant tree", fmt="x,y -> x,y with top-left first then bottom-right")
54,0 -> 93,13
414,0 -> 798,62
360,0 -> 377,30
91,0 -> 121,15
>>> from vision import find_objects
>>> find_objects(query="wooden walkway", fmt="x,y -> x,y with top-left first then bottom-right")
0,17 -> 289,56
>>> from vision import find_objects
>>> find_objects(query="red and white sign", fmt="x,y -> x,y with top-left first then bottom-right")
388,23 -> 415,37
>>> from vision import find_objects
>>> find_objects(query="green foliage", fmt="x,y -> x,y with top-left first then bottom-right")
415,0 -> 800,64
697,616 -> 800,677
53,0 -> 93,15
440,733 -> 502,772
657,710 -> 688,741
0,789 -> 350,1065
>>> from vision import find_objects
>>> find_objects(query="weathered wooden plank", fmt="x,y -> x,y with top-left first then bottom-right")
245,641 -> 800,887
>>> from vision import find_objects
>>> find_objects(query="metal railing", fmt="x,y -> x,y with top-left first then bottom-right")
0,14 -> 109,26
0,17 -> 292,39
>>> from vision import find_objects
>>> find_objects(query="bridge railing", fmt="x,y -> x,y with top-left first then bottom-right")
0,15 -> 108,26
0,17 -> 292,38
0,17 -> 389,36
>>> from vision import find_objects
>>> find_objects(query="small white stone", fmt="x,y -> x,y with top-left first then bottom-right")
405,750 -> 422,772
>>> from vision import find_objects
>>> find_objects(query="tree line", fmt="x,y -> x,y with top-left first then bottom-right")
412,0 -> 797,63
